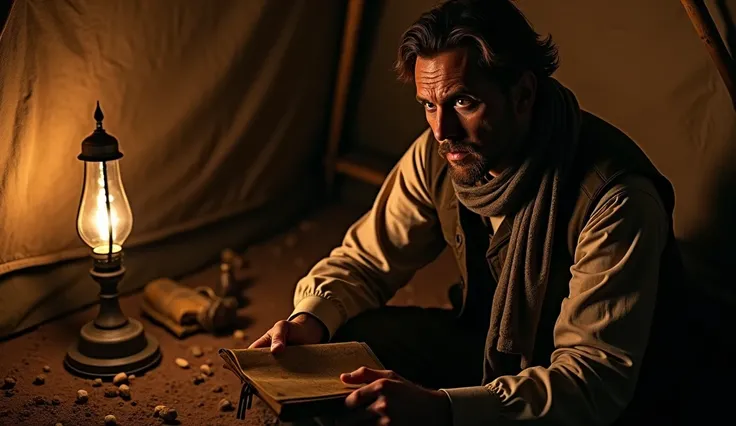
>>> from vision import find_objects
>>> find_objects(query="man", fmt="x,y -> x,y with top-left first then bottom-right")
252,0 -> 685,424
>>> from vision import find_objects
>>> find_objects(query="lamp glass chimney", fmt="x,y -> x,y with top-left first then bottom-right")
76,159 -> 133,255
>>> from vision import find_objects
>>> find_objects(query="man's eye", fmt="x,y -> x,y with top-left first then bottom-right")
455,98 -> 474,107
423,102 -> 436,110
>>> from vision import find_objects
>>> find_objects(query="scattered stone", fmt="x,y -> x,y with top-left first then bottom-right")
160,407 -> 178,423
192,374 -> 206,385
85,412 -> 92,418
233,329 -> 245,340
34,395 -> 47,405
190,346 -> 203,358
5,389 -> 15,397
104,388 -> 118,398
174,358 -> 189,369
219,398 -> 234,412
205,358 -> 214,366
42,365 -> 51,373
55,423 -> 63,426
51,395 -> 61,405
127,374 -> 135,382
118,384 -> 131,400
212,385 -> 223,393
104,414 -> 117,425
2,377 -> 16,389
118,401 -> 125,407
198,400 -> 205,407
130,400 -> 137,406
76,390 -> 88,404
154,405 -> 166,417
33,374 -> 45,385
199,364 -> 212,376
92,378 -> 103,387
112,372 -> 128,386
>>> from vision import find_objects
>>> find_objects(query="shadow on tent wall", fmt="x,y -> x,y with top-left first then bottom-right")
678,140 -> 736,360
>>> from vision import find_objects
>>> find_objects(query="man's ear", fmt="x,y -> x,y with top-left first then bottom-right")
510,71 -> 536,117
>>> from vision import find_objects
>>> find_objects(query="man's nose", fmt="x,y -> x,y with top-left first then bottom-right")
432,108 -> 463,143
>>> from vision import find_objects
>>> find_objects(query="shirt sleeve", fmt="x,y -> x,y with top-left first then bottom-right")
289,129 -> 447,339
441,174 -> 669,426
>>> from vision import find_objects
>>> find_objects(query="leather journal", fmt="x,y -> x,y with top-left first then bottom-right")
219,342 -> 384,421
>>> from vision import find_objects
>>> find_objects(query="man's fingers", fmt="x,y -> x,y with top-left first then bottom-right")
366,395 -> 389,417
341,367 -> 399,384
344,379 -> 391,409
248,334 -> 271,349
270,320 -> 290,353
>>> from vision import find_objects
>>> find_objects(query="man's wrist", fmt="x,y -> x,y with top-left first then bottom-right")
290,312 -> 329,342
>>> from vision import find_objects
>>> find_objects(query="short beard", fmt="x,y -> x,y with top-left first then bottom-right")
438,142 -> 490,185
447,153 -> 489,185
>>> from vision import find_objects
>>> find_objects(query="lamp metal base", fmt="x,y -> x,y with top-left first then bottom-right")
65,317 -> 161,378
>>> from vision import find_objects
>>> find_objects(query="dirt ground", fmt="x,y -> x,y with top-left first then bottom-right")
0,203 -> 458,426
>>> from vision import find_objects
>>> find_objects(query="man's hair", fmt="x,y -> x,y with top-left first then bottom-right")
394,0 -> 559,86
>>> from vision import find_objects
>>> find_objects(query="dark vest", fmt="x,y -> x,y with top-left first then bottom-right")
427,111 -> 686,423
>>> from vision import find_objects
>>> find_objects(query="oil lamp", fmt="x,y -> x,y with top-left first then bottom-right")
65,102 -> 161,377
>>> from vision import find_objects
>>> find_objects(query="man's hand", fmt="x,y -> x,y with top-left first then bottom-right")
339,367 -> 452,426
248,313 -> 326,354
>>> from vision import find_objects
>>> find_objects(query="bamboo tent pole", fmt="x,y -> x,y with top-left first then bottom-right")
681,0 -> 736,110
324,0 -> 366,194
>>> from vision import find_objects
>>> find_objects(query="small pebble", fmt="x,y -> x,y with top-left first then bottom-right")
5,389 -> 15,397
233,329 -> 245,340
76,390 -> 88,404
174,358 -> 190,369
192,374 -> 206,385
42,365 -> 51,373
55,423 -> 63,426
212,385 -> 223,393
219,398 -> 234,412
104,388 -> 118,398
52,395 -> 61,405
199,364 -> 212,376
160,407 -> 178,422
190,346 -> 203,358
118,384 -> 131,400
34,395 -> 47,405
154,405 -> 166,417
104,414 -> 117,425
130,400 -> 137,406
127,374 -> 135,382
92,378 -> 102,387
198,400 -> 205,407
33,375 -> 45,385
112,372 -> 128,386
2,377 -> 16,389
205,358 -> 214,366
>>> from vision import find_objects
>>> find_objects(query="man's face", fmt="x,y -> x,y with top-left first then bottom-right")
415,48 -> 525,184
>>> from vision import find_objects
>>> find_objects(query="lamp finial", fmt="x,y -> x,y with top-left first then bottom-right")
94,101 -> 104,129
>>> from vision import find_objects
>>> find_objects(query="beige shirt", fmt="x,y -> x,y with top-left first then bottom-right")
289,132 -> 668,426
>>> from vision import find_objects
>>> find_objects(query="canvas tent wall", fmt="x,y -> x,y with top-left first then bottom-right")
334,0 -> 736,329
0,0 -> 346,338
1,0 -> 735,341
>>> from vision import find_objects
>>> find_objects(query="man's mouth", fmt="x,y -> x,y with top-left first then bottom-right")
446,151 -> 469,162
